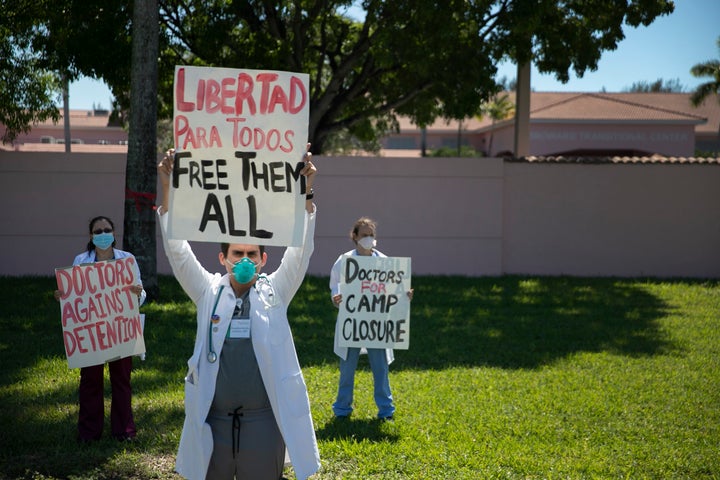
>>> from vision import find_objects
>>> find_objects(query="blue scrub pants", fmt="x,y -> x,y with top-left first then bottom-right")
333,347 -> 395,419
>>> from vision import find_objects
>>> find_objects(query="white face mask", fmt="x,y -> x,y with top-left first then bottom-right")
357,236 -> 376,251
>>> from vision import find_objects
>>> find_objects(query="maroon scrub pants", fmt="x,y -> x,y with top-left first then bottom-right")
77,356 -> 136,441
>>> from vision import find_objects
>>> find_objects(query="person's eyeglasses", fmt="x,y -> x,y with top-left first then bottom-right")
93,228 -> 113,234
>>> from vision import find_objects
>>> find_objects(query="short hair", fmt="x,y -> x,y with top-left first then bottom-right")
221,243 -> 265,256
350,217 -> 377,240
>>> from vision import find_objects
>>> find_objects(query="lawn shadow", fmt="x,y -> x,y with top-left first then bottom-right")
0,276 -> 192,478
315,416 -> 400,443
396,276 -> 679,370
292,276 -> 682,370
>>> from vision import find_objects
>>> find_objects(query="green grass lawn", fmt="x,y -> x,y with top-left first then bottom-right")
0,275 -> 718,479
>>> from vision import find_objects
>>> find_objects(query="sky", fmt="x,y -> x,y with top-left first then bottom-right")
68,0 -> 719,110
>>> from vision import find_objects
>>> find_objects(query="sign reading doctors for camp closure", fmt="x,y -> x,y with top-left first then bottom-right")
337,256 -> 412,350
170,65 -> 310,246
55,258 -> 145,369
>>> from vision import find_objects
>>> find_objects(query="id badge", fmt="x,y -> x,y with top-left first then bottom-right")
229,319 -> 251,338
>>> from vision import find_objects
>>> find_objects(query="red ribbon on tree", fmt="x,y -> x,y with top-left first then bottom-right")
125,188 -> 157,212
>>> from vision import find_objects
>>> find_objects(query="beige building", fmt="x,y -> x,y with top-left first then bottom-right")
382,92 -> 720,158
1,109 -> 128,153
3,92 -> 719,159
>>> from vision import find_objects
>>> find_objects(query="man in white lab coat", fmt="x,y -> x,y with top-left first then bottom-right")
157,149 -> 320,480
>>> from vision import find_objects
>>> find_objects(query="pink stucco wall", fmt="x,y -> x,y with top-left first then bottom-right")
1,152 -> 718,278
502,161 -> 720,276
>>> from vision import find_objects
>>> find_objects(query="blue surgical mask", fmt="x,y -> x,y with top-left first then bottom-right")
226,257 -> 259,284
92,232 -> 115,250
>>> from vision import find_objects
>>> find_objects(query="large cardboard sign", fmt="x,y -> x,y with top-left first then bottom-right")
55,258 -> 145,369
169,65 -> 310,246
337,256 -> 412,350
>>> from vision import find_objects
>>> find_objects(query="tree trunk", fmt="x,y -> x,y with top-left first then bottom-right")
124,0 -> 159,300
457,120 -> 462,156
309,125 -> 327,155
63,75 -> 71,153
488,120 -> 495,157
514,61 -> 531,158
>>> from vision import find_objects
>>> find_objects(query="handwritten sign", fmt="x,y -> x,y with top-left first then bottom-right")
55,258 -> 145,369
169,65 -> 310,246
337,256 -> 412,350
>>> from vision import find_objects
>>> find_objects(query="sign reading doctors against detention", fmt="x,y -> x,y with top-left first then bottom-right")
337,256 -> 412,350
55,258 -> 145,369
169,65 -> 310,246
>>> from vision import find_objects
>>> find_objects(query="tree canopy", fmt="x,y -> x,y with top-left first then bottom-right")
1,0 -> 676,152
624,78 -> 685,93
0,0 -> 134,142
690,36 -> 720,108
0,0 -> 61,143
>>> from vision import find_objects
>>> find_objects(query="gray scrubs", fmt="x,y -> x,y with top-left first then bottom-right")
205,292 -> 285,480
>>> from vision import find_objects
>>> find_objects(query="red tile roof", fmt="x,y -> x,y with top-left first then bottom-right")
396,91 -> 719,133
530,93 -> 707,124
513,155 -> 720,165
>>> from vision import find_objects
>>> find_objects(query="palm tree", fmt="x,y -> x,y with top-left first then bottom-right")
690,36 -> 720,156
478,93 -> 515,156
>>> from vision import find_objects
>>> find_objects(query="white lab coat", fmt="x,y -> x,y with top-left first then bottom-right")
158,208 -> 320,480
329,248 -> 394,365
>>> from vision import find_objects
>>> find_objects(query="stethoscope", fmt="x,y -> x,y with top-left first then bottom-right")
207,285 -> 224,363
206,276 -> 277,363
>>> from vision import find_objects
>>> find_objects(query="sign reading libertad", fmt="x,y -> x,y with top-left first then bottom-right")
169,65 -> 310,246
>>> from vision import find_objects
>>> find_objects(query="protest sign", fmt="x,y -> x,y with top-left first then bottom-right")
55,258 -> 145,369
337,256 -> 412,350
169,65 -> 310,246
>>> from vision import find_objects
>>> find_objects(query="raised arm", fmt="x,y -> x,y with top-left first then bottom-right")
268,144 -> 318,301
157,148 -> 174,215
301,143 -> 316,214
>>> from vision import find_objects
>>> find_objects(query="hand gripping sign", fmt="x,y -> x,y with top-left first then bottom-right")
169,65 -> 311,247
336,256 -> 412,350
55,258 -> 145,369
